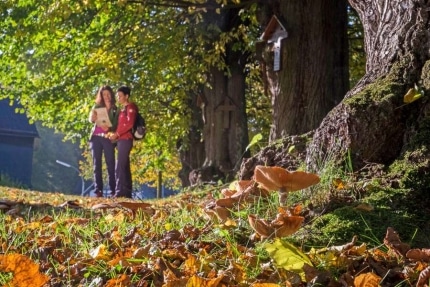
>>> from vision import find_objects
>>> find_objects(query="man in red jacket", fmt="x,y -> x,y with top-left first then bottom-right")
108,85 -> 138,198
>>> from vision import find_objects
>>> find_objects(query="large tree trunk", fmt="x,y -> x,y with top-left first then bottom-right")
307,0 -> 430,172
259,0 -> 349,140
185,3 -> 250,185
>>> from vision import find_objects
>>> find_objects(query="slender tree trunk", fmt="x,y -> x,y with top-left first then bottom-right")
259,0 -> 349,140
178,92 -> 206,187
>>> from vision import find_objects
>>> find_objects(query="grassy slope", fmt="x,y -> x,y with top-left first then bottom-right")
0,179 -> 429,286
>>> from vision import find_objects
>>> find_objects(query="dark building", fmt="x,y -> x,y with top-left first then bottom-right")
0,100 -> 39,187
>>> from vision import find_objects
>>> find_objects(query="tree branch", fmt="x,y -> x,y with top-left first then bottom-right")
125,0 -> 260,10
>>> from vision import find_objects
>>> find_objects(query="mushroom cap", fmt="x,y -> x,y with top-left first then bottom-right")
254,165 -> 320,192
248,213 -> 304,239
274,216 -> 304,237
248,214 -> 274,239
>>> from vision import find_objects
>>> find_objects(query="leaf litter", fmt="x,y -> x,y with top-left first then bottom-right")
0,166 -> 428,286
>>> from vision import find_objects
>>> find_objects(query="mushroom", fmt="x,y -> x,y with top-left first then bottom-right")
248,212 -> 304,239
253,165 -> 320,205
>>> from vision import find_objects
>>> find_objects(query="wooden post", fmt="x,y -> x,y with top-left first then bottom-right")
217,99 -> 236,128
157,170 -> 162,198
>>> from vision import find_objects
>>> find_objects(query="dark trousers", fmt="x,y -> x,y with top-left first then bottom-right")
90,135 -> 116,193
115,139 -> 133,198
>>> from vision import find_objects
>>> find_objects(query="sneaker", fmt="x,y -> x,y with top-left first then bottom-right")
95,190 -> 103,198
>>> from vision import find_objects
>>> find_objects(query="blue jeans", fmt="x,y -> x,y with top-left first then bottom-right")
115,139 -> 133,198
89,135 -> 116,193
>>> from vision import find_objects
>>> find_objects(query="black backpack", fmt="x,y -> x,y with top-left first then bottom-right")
133,111 -> 146,140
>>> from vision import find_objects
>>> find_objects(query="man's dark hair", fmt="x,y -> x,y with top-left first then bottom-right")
117,85 -> 131,96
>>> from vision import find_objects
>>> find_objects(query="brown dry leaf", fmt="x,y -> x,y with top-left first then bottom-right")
354,272 -> 381,287
203,208 -> 219,222
406,248 -> 430,262
163,268 -> 188,287
417,266 -> 430,287
0,253 -> 49,287
235,180 -> 254,193
105,274 -> 131,287
383,227 -> 410,257
107,257 -> 133,268
61,218 -> 90,225
303,263 -> 320,283
186,274 -> 224,287
213,206 -> 231,222
91,203 -> 114,210
116,201 -> 151,211
204,206 -> 231,223
215,197 -> 237,208
38,215 -> 54,223
58,200 -> 82,209
221,188 -> 236,197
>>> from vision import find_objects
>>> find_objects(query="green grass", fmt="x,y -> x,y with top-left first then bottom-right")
0,172 -> 428,286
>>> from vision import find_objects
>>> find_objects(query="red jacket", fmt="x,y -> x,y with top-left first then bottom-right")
116,103 -> 138,140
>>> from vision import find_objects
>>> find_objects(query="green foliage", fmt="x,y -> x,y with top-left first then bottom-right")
0,0 -> 266,187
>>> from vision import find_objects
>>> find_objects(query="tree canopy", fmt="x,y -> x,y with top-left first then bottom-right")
0,0 -> 264,187
0,1 -> 364,188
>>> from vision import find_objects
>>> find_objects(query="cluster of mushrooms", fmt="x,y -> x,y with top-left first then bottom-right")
204,165 -> 320,239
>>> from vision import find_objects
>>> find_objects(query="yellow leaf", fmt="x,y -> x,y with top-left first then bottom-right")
332,178 -> 346,190
89,244 -> 111,260
403,88 -> 423,103
264,239 -> 313,280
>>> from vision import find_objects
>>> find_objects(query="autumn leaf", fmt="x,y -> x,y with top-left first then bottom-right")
407,248 -> 430,262
354,272 -> 381,287
264,238 -> 313,280
89,244 -> 111,260
403,85 -> 424,103
105,274 -> 131,287
332,178 -> 346,190
0,253 -> 49,287
186,274 -> 223,287
250,284 -> 282,287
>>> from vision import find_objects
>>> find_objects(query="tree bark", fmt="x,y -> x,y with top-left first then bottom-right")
183,2 -> 250,185
178,92 -> 206,187
259,0 -> 349,140
307,0 -> 430,171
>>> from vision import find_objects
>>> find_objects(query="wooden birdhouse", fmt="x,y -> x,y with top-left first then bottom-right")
259,15 -> 288,71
